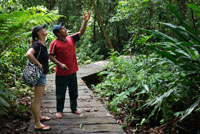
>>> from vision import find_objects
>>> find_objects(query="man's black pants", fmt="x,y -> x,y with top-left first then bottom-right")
55,73 -> 78,112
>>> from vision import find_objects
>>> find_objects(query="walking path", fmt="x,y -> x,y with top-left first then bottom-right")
27,61 -> 125,134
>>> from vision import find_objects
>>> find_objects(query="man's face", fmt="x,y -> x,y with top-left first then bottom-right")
58,26 -> 68,37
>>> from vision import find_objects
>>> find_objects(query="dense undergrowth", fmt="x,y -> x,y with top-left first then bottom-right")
0,87 -> 32,134
94,54 -> 200,133
93,2 -> 200,133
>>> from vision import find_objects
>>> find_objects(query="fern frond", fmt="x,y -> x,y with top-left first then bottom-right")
0,8 -> 63,56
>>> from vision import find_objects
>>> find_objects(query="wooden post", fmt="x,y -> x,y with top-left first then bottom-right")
90,0 -> 114,51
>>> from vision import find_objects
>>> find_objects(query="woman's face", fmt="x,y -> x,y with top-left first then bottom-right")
37,28 -> 48,37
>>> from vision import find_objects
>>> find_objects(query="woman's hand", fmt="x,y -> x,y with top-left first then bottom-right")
38,64 -> 43,69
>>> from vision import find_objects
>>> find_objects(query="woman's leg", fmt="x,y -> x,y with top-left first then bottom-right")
32,85 -> 45,127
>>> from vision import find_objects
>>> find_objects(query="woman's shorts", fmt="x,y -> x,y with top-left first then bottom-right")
36,74 -> 46,86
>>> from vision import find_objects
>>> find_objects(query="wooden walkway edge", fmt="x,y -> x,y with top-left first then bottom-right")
27,60 -> 125,134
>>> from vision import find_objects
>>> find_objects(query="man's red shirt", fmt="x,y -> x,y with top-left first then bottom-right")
49,33 -> 80,76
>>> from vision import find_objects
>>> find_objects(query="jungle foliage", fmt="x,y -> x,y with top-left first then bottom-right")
94,0 -> 200,133
0,0 -> 200,133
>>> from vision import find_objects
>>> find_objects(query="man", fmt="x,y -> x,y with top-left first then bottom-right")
49,11 -> 91,118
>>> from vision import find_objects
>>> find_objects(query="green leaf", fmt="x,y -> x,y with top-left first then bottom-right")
163,0 -> 198,37
181,97 -> 200,120
140,118 -> 146,125
147,44 -> 177,64
161,22 -> 200,44
141,28 -> 178,43
151,88 -> 175,106
187,4 -> 200,18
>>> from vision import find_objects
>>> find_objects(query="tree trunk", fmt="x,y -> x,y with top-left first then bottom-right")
148,0 -> 153,29
90,0 -> 114,51
46,0 -> 57,10
189,0 -> 197,31
93,15 -> 96,43
92,0 -> 97,43
178,0 -> 188,20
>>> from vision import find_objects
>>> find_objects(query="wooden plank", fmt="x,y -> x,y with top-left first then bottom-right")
41,109 -> 110,115
41,111 -> 114,118
45,85 -> 93,91
44,92 -> 94,96
44,89 -> 94,93
43,95 -> 94,100
42,100 -> 103,106
27,131 -> 124,134
41,107 -> 107,113
28,124 -> 123,133
27,130 -> 124,134
29,117 -> 117,125
42,99 -> 103,104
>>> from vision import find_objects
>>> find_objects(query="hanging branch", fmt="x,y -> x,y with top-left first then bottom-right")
90,0 -> 115,51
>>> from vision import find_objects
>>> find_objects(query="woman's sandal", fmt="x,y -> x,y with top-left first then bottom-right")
40,116 -> 51,122
35,125 -> 51,131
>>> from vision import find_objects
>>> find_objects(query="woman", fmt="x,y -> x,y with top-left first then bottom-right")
26,24 -> 50,130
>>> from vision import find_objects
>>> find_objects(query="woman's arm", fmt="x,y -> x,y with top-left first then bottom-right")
26,48 -> 42,69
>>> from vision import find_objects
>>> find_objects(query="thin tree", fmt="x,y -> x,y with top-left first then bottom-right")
90,0 -> 114,51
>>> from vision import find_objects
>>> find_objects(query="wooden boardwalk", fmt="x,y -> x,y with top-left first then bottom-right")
27,61 -> 125,134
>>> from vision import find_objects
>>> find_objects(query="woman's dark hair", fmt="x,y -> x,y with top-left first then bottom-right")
30,24 -> 46,47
